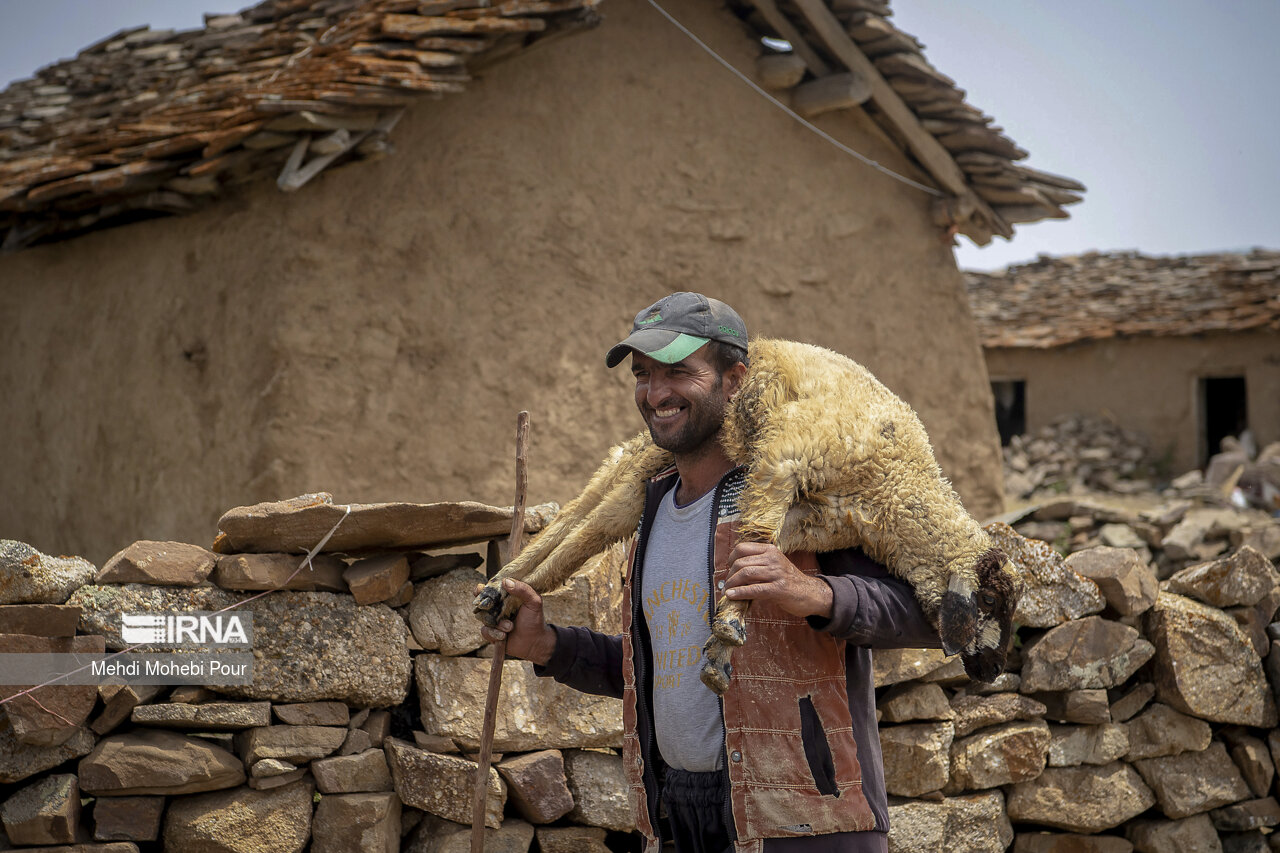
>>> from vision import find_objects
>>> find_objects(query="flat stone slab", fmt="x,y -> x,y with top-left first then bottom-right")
212,553 -> 348,592
0,604 -> 81,636
1166,546 -> 1280,608
946,721 -> 1050,793
79,730 -> 245,796
1125,703 -> 1211,760
385,737 -> 504,828
1133,741 -> 1252,819
69,585 -> 411,706
215,492 -> 557,553
0,540 -> 95,605
1020,616 -> 1154,693
235,725 -> 347,765
129,702 -> 271,730
872,647 -> 953,687
273,701 -> 349,726
951,692 -> 1047,737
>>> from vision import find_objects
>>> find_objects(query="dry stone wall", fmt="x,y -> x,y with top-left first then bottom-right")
2,490 -> 1280,852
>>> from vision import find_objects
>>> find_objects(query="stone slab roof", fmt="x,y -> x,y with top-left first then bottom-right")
965,249 -> 1280,349
0,0 -> 1083,252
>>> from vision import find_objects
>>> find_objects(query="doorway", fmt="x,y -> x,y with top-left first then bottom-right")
1200,375 -> 1247,465
991,380 -> 1026,446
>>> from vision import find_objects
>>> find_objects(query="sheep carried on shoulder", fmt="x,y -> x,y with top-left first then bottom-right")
473,337 -> 1022,693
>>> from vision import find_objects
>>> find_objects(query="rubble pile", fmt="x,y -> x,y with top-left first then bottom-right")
4,489 -> 1280,851
1003,415 -> 1157,500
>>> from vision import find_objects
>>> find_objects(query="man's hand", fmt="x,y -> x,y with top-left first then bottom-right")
477,578 -> 558,666
722,542 -> 834,619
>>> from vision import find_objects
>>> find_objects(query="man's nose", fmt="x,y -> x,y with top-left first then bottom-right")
646,374 -> 672,405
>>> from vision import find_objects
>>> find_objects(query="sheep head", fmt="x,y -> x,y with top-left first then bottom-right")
938,547 -> 1019,682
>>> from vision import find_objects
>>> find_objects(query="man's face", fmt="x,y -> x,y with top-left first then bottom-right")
630,347 -> 736,455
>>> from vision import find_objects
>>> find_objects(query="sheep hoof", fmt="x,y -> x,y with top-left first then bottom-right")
712,614 -> 747,647
472,584 -> 507,628
699,637 -> 733,694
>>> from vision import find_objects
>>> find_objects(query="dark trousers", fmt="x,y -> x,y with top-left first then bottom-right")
661,768 -> 889,853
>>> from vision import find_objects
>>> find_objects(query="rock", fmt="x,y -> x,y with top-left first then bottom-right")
0,633 -> 104,745
1100,524 -> 1148,551
1210,797 -> 1280,832
248,768 -> 307,790
0,773 -> 79,844
1167,547 -> 1280,608
170,685 -> 216,704
387,579 -> 414,608
886,791 -> 1012,853
408,568 -> 486,655
879,682 -> 954,723
0,540 -> 95,604
986,522 -> 1105,627
405,815 -> 534,853
951,692 -> 1046,736
1134,741 -> 1253,818
564,749 -> 632,832
362,710 -> 391,747
1227,735 -> 1275,798
0,724 -> 95,784
1065,548 -> 1158,616
0,603 -> 80,636
385,737 -> 504,828
1220,830 -> 1268,853
1163,508 -> 1242,562
880,722 -> 954,797
312,792 -> 400,853
1126,814 -> 1222,853
162,778 -> 313,853
1125,703 -> 1212,760
1145,592 -> 1278,726
343,554 -> 409,605
1021,617 -> 1154,692
70,585 -> 411,706
311,749 -> 393,793
215,492 -> 555,554
97,541 -> 217,586
212,553 -> 347,592
496,750 -> 574,824
873,647 -> 953,686
91,796 -> 165,841
1232,524 -> 1280,562
1229,604 -> 1273,658
1047,724 -> 1129,767
250,759 -> 298,779
340,729 -> 374,756
415,656 -> 622,751
91,685 -> 164,736
946,721 -> 1049,792
130,702 -> 271,730
536,825 -> 610,853
1006,763 -> 1156,832
1109,682 -> 1155,722
80,730 -> 245,796
411,732 -> 455,753
1033,690 -> 1112,724
235,725 -> 347,765
964,672 -> 1021,695
409,551 -> 483,581
539,543 -> 627,635
273,702 -> 349,726
1012,834 -> 1134,853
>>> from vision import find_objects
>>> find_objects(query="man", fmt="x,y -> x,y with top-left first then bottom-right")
482,292 -> 940,853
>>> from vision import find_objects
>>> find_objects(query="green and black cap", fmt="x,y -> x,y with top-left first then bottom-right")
606,292 -> 748,368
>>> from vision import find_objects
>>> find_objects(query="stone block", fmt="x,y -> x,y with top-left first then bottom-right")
130,702 -> 271,730
312,792 -> 400,853
0,632 -> 104,745
0,773 -> 79,844
564,749 -> 633,832
1012,833 -> 1133,853
946,720 -> 1049,793
0,540 -> 95,604
344,554 -> 410,605
408,568 -> 486,655
1166,546 -> 1279,608
1210,797 -> 1280,832
385,737 -> 504,828
1021,616 -> 1154,692
312,749 -> 394,794
886,791 -> 1012,853
1134,741 -> 1252,819
0,603 -> 80,636
1126,814 -> 1222,853
536,825 -> 610,853
872,647 -> 952,687
1006,763 -> 1156,832
90,685 -> 164,736
235,725 -> 347,765
273,702 -> 350,726
162,778 -> 313,852
951,692 -> 1046,737
0,725 -> 95,785
878,682 -> 954,723
79,730 -> 245,796
91,796 -> 164,842
1047,724 -> 1129,767
97,541 -> 216,586
986,522 -> 1105,627
1066,547 -> 1158,616
1109,682 -> 1155,723
880,721 -> 953,797
212,552 -> 347,592
496,750 -> 574,824
1124,703 -> 1211,760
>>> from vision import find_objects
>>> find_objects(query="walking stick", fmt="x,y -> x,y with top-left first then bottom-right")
472,410 -> 530,853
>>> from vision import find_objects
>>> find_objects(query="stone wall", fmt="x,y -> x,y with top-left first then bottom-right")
3,490 -> 1279,851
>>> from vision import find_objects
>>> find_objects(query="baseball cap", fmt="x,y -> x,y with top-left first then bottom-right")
605,292 -> 748,368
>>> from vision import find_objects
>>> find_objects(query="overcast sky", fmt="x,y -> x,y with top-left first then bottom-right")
1,0 -> 1276,271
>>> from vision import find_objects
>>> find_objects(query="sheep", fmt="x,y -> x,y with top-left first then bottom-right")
473,337 -> 1021,694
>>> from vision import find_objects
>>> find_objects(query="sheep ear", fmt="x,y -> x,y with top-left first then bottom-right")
938,574 -> 978,655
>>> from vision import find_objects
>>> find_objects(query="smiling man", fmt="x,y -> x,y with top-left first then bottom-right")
482,292 -> 940,853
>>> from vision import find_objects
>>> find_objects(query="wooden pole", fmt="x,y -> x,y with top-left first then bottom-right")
471,411 -> 530,853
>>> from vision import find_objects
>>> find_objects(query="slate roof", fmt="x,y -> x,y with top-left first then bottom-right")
965,250 -> 1280,349
0,0 -> 1083,251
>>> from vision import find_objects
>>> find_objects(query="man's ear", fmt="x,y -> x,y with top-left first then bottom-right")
724,361 -> 748,398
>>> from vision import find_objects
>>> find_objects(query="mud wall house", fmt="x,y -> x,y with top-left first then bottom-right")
0,0 -> 1085,562
966,250 -> 1280,474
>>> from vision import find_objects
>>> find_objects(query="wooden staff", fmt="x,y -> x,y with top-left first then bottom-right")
472,410 -> 530,853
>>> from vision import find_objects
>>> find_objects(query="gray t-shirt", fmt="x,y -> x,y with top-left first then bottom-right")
640,483 -> 725,772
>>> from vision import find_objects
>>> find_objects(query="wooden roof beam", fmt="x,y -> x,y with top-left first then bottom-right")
747,0 -> 830,77
789,0 -> 1012,243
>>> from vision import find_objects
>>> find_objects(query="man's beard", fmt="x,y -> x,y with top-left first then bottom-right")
647,374 -> 728,455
